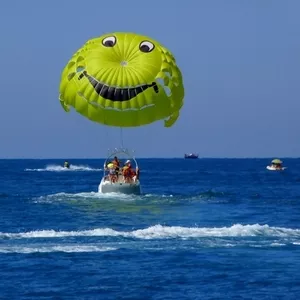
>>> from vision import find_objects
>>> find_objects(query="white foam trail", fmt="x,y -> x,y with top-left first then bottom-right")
270,243 -> 285,247
0,245 -> 117,253
35,192 -> 173,203
25,164 -> 102,172
1,224 -> 300,240
35,191 -> 138,202
131,224 -> 300,239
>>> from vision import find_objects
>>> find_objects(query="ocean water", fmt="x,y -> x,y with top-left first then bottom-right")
1,158 -> 300,299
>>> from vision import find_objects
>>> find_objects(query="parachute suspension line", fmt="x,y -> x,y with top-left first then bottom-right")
104,113 -> 111,155
120,127 -> 124,149
104,125 -> 111,154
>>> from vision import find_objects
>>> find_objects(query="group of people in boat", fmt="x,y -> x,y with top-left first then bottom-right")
268,159 -> 285,170
105,156 -> 140,184
269,162 -> 284,170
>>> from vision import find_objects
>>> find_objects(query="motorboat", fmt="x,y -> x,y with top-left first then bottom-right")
98,148 -> 141,195
266,159 -> 287,171
184,153 -> 198,159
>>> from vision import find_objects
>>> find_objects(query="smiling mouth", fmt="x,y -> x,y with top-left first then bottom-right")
78,71 -> 159,102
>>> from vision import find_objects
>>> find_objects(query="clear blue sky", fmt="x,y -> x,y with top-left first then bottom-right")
0,0 -> 299,158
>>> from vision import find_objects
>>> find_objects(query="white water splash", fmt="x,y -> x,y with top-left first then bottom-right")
0,245 -> 117,253
34,191 -> 174,204
35,191 -> 140,203
25,164 -> 102,172
1,224 -> 300,240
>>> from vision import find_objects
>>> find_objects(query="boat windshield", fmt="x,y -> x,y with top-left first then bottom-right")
102,148 -> 139,184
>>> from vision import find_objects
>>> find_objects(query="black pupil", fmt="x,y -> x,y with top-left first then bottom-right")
140,44 -> 150,52
104,40 -> 114,47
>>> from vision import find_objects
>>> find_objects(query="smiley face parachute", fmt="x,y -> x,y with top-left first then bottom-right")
59,32 -> 184,127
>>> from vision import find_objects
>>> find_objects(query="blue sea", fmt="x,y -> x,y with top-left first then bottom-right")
1,158 -> 300,299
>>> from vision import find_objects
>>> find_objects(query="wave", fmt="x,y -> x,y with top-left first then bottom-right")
25,164 -> 102,172
0,245 -> 117,254
1,225 -> 299,254
1,224 -> 300,240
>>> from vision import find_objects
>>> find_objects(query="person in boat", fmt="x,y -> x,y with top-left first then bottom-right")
109,156 -> 122,182
272,163 -> 282,170
106,162 -> 117,183
122,160 -> 138,183
64,161 -> 70,168
112,156 -> 121,175
269,159 -> 284,170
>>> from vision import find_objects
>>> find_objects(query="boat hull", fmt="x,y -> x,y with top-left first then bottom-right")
98,178 -> 141,195
184,154 -> 198,159
266,166 -> 287,171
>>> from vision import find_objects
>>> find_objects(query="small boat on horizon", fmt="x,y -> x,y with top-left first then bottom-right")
266,158 -> 287,171
184,153 -> 199,159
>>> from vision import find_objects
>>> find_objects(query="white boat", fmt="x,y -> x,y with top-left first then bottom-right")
184,153 -> 198,159
266,159 -> 287,171
266,165 -> 287,171
98,148 -> 142,195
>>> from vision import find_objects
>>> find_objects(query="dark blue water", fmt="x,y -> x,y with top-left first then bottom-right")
1,158 -> 300,299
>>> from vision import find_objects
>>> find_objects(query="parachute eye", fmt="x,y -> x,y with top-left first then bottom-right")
139,41 -> 154,53
102,36 -> 116,47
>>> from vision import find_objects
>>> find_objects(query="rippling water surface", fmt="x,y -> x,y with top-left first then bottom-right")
1,158 -> 300,299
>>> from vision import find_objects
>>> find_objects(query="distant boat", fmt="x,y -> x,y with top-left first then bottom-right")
266,158 -> 287,171
184,153 -> 198,159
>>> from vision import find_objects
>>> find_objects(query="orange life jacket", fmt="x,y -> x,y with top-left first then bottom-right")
123,166 -> 133,177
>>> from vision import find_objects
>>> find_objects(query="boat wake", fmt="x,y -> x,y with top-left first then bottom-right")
34,191 -> 144,203
25,164 -> 102,172
33,189 -> 231,205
